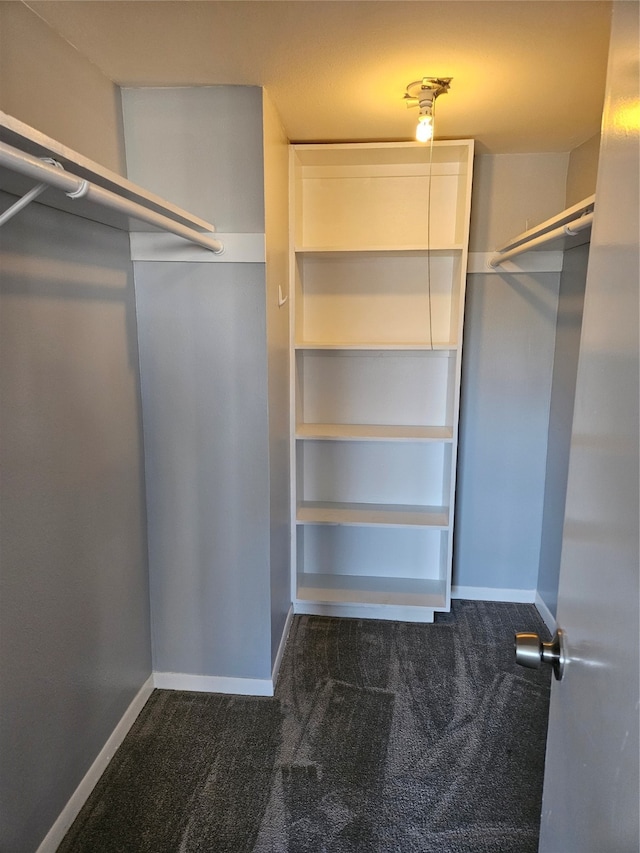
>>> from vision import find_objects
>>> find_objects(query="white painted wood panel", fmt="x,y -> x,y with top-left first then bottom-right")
297,440 -> 451,506
297,525 -> 447,580
298,350 -> 454,427
299,174 -> 462,249
293,140 -> 471,169
296,251 -> 461,346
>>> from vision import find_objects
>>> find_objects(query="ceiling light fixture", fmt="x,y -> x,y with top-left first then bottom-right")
404,78 -> 451,143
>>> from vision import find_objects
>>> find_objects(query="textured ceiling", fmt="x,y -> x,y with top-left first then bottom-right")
27,1 -> 613,153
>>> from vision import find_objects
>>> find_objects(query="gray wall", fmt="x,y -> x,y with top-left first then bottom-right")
535,132 -> 600,616
0,201 -> 151,852
456,268 -> 560,591
455,153 -> 568,592
0,8 -> 151,850
537,134 -> 600,617
537,244 -> 589,617
457,146 -> 600,600
121,86 -> 264,231
0,2 -> 126,175
467,153 -> 570,255
133,261 -> 271,678
565,133 -> 600,207
123,86 -> 287,680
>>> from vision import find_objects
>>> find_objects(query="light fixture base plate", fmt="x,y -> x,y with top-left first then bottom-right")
404,77 -> 452,107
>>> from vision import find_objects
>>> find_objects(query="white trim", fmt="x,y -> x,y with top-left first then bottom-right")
451,585 -> 536,603
152,671 -> 273,697
35,676 -> 154,853
535,592 -> 558,634
467,251 -> 563,274
129,231 -> 266,263
271,605 -> 294,689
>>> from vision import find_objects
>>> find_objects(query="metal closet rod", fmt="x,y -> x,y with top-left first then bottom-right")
488,212 -> 594,268
0,140 -> 224,254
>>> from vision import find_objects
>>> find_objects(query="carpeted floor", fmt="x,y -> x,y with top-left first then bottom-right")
57,601 -> 551,852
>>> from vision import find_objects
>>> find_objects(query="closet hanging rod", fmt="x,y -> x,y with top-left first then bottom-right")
0,141 -> 224,254
488,212 -> 594,268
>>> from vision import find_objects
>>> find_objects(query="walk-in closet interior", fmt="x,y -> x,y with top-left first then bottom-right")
1,2 -> 637,851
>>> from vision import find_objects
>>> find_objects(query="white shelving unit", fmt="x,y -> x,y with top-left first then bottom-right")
289,141 -> 474,621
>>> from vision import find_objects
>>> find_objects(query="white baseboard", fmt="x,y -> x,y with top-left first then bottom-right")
152,671 -> 274,697
271,605 -> 294,689
534,592 -> 558,634
36,675 -> 154,853
451,585 -> 536,603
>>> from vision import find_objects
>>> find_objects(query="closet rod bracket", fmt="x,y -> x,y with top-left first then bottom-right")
0,157 -> 65,227
66,179 -> 90,200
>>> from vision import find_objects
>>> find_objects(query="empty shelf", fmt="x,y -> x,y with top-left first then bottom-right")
296,423 -> 453,442
297,572 -> 447,608
296,501 -> 449,528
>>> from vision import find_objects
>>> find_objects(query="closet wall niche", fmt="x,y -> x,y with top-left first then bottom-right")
289,141 -> 474,622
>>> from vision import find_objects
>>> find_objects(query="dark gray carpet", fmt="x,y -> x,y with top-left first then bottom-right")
57,601 -> 551,852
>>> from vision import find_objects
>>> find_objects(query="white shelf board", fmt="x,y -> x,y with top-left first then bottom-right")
294,244 -> 465,255
295,423 -> 453,442
295,341 -> 457,352
296,501 -> 449,528
0,111 -> 214,234
296,572 -> 447,608
292,140 -> 474,168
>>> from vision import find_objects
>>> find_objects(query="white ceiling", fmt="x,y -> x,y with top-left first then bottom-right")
26,1 -> 613,153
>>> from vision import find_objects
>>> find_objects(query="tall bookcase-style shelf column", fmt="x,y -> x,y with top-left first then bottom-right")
289,140 -> 474,622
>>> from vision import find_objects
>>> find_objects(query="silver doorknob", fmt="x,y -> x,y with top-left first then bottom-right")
514,628 -> 566,681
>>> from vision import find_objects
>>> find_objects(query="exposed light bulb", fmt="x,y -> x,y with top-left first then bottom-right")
405,77 -> 451,144
416,114 -> 433,143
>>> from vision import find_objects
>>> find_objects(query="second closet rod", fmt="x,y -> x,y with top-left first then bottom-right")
0,141 -> 224,254
488,213 -> 594,267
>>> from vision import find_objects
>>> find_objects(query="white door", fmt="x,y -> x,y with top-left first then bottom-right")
538,3 -> 639,851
